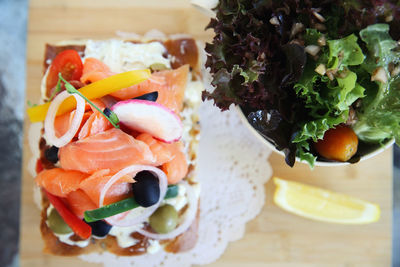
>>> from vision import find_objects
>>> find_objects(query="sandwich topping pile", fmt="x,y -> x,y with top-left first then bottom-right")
27,38 -> 203,255
204,0 -> 400,167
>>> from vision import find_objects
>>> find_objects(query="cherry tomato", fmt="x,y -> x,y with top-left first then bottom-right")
46,49 -> 83,97
314,125 -> 358,162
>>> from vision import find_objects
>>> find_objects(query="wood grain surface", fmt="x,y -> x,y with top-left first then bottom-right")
20,0 -> 392,266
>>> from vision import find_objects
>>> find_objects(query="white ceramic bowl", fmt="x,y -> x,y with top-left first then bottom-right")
235,106 -> 395,167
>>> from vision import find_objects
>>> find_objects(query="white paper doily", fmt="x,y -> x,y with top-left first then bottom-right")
79,101 -> 273,266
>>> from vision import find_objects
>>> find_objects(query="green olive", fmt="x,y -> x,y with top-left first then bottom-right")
149,204 -> 178,234
47,208 -> 72,235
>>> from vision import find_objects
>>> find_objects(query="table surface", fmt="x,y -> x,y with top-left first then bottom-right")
19,0 -> 395,266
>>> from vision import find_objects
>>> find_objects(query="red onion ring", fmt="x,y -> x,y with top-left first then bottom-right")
44,90 -> 85,147
99,165 -> 168,227
137,181 -> 198,240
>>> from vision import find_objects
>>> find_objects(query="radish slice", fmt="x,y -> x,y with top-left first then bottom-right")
44,90 -> 85,147
99,165 -> 168,227
137,181 -> 198,240
111,99 -> 183,143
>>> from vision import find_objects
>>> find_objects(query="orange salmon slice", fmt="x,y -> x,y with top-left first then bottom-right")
78,98 -> 112,140
54,110 -> 92,138
136,133 -> 188,184
110,65 -> 189,113
65,189 -> 98,218
162,147 -> 188,184
136,133 -> 176,166
80,57 -> 189,113
80,170 -> 133,206
81,57 -> 113,84
35,168 -> 88,197
59,128 -> 155,174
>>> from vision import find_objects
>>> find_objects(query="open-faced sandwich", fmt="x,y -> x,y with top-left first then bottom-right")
26,36 -> 203,256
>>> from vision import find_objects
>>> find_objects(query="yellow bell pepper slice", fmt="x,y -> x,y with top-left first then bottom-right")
27,69 -> 151,123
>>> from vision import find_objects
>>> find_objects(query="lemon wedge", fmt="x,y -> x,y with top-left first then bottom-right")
273,177 -> 380,224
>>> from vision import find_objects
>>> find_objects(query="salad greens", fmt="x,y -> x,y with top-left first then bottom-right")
292,29 -> 367,166
204,0 -> 400,167
353,24 -> 400,145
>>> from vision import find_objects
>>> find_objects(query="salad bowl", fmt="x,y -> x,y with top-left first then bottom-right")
203,0 -> 400,168
236,105 -> 395,167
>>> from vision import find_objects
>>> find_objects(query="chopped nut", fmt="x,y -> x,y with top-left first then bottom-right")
290,23 -> 304,38
315,64 -> 326,75
317,36 -> 326,46
305,45 -> 321,56
346,107 -> 358,126
337,70 -> 349,78
326,70 -> 335,81
385,15 -> 393,22
312,11 -> 326,22
391,66 -> 400,77
371,67 -> 388,84
269,16 -> 279,26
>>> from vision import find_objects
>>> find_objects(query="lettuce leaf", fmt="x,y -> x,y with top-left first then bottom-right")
293,115 -> 349,144
293,32 -> 366,166
353,24 -> 400,144
295,69 -> 365,117
354,76 -> 400,144
359,24 -> 400,73
327,34 -> 365,70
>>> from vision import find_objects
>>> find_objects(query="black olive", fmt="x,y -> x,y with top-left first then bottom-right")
132,171 -> 160,207
103,107 -> 112,117
45,146 -> 59,163
133,91 -> 158,102
86,220 -> 112,238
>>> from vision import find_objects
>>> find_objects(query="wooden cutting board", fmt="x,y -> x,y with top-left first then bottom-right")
20,0 -> 392,266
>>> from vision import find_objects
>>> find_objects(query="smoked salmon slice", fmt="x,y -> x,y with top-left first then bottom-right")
81,57 -> 113,84
65,189 -> 98,218
35,168 -> 88,197
59,128 -> 155,174
136,133 -> 188,183
54,111 -> 73,138
54,98 -> 112,141
54,110 -> 92,138
136,133 -> 177,166
80,170 -> 133,206
80,57 -> 189,113
111,65 -> 189,113
162,146 -> 188,184
78,99 -> 112,140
